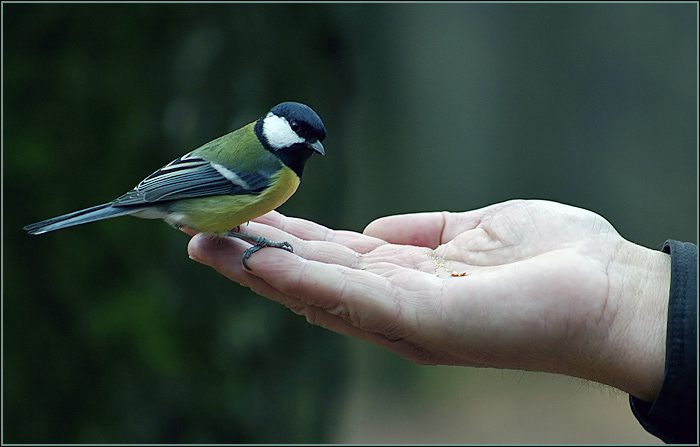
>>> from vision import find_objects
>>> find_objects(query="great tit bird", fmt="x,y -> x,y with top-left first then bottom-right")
24,101 -> 326,269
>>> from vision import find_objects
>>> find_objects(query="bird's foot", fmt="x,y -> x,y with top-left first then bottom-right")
224,230 -> 293,270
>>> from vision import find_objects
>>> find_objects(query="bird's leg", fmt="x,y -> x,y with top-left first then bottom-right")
224,230 -> 293,270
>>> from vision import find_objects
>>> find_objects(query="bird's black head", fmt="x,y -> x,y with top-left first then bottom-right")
255,102 -> 326,177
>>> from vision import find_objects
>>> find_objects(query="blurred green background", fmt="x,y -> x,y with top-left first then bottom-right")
3,3 -> 696,444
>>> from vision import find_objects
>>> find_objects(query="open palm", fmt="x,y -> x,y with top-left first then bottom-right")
188,199 -> 667,401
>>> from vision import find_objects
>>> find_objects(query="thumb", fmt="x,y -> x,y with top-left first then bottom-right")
363,212 -> 448,249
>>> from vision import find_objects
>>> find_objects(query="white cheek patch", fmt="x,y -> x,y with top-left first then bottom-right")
262,113 -> 304,150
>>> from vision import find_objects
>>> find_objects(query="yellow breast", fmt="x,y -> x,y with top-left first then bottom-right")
172,167 -> 300,234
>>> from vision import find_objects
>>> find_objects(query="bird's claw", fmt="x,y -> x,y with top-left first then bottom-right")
224,230 -> 293,270
241,239 -> 293,270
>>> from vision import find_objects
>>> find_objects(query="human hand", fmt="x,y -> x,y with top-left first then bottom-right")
187,199 -> 670,402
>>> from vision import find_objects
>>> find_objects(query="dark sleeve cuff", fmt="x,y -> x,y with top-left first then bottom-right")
629,239 -> 697,444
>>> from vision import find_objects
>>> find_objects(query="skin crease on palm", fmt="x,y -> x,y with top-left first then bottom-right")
186,199 -> 671,403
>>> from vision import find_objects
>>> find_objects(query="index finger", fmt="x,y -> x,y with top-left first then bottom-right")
253,211 -> 388,254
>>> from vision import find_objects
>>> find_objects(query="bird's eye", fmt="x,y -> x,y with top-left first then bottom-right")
290,121 -> 300,133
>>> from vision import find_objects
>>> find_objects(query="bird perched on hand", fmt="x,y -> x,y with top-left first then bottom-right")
23,101 -> 326,269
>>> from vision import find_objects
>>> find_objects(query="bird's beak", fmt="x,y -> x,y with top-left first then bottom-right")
308,140 -> 325,156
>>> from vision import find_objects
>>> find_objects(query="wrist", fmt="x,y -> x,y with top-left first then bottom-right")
599,240 -> 670,401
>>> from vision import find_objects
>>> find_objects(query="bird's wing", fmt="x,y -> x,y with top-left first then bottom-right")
112,153 -> 276,206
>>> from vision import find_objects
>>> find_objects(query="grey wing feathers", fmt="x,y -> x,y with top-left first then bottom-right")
23,153 -> 276,235
112,153 -> 273,206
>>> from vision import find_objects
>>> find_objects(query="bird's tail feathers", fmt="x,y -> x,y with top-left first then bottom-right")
23,203 -> 136,235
